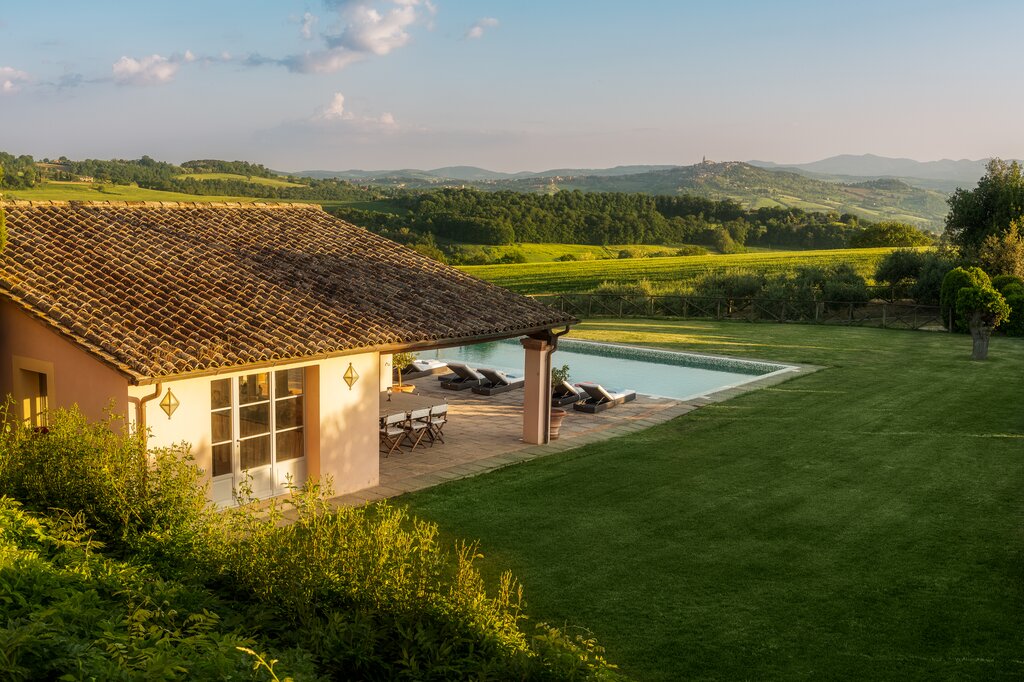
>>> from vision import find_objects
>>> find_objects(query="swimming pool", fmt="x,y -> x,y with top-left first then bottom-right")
428,338 -> 796,401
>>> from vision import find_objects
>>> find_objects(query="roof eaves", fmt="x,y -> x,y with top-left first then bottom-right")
131,319 -> 577,386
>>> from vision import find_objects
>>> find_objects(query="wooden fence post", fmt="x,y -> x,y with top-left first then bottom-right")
882,303 -> 887,329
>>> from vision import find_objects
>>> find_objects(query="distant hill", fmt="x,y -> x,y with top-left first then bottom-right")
293,164 -> 676,182
526,162 -> 949,230
747,154 -> 1013,192
291,159 -> 950,229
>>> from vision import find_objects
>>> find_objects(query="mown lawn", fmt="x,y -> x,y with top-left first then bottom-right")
402,320 -> 1024,680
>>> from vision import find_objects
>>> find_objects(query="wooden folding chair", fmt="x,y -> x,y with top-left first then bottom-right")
427,403 -> 448,445
379,412 -> 407,457
404,407 -> 432,451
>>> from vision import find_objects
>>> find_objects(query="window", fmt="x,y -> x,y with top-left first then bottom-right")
20,369 -> 49,428
209,368 -> 306,480
210,378 -> 233,478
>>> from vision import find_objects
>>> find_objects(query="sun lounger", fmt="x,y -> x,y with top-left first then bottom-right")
399,358 -> 449,381
551,379 -> 583,407
439,362 -> 486,390
573,382 -> 636,413
472,368 -> 525,396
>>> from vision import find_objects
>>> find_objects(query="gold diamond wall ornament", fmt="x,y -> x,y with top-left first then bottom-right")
159,389 -> 180,418
343,363 -> 359,390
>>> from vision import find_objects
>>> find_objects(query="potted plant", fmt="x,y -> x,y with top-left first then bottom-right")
392,352 -> 418,393
549,363 -> 571,440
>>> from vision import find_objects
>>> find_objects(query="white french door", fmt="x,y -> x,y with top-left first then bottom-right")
210,368 -> 307,506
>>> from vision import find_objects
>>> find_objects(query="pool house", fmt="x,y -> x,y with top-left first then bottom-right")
0,200 -> 575,506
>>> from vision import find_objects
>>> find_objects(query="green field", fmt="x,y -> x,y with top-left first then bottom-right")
176,172 -> 307,188
459,247 -> 897,293
403,320 -> 1024,680
2,181 -> 267,203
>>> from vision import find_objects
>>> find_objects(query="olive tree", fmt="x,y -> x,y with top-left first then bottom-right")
955,285 -> 1010,360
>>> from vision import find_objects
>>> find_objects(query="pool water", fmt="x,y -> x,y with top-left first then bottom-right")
428,339 -> 793,401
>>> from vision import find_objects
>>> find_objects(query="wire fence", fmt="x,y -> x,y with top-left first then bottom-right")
531,293 -> 947,331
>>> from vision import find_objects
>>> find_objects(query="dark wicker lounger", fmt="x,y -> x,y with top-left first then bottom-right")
440,362 -> 486,390
573,382 -> 637,413
552,379 -> 583,407
472,368 -> 526,396
399,359 -> 449,382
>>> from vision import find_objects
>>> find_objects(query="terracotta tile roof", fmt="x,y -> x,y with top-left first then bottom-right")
0,201 -> 575,382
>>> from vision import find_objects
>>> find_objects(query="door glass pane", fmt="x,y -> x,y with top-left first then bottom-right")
211,379 -> 231,410
239,403 -> 270,438
276,430 -> 304,461
239,373 -> 269,405
212,443 -> 232,477
211,410 -> 232,443
276,369 -> 304,397
275,396 -> 304,429
240,435 -> 271,469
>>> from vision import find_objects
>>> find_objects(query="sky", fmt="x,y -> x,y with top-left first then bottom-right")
0,0 -> 1022,172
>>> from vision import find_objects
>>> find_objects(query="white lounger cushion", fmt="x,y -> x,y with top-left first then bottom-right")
477,367 -> 523,386
410,359 -> 447,372
446,362 -> 486,381
577,382 -> 630,403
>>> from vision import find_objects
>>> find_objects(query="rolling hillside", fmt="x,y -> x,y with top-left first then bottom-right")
508,162 -> 949,229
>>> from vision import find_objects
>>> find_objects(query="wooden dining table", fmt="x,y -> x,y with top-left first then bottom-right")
379,391 -> 444,420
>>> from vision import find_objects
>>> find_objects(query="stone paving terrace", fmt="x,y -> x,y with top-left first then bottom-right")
331,361 -> 817,507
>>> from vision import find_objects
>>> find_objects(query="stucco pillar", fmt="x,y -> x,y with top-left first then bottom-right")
520,336 -> 553,445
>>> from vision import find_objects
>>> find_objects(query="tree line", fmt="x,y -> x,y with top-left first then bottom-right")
330,187 -> 934,253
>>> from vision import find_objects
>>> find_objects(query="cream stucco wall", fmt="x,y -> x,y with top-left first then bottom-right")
132,350 -> 381,502
0,300 -> 129,422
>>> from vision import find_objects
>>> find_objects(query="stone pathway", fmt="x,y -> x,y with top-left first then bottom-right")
330,360 -> 819,507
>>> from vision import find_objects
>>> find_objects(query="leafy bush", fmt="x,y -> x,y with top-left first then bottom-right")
991,274 -> 1024,294
1003,292 -> 1024,336
820,263 -> 871,305
940,266 -> 991,331
0,408 -> 216,574
0,407 -> 622,680
875,248 -> 926,287
0,497 -> 315,681
910,249 -> 959,305
691,269 -> 765,299
675,245 -> 708,256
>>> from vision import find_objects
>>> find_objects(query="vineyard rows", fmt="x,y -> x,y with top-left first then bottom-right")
459,247 -> 897,294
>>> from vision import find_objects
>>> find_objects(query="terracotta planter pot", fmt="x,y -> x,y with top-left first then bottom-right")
392,384 -> 416,393
549,408 -> 568,440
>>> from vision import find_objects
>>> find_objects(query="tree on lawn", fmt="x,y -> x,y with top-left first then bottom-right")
945,159 -> 1024,252
955,285 -> 1010,360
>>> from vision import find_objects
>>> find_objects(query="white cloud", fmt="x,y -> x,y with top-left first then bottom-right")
183,50 -> 197,63
316,92 -> 354,120
283,0 -> 431,74
300,12 -> 318,40
0,66 -> 29,94
465,17 -> 498,40
112,54 -> 179,86
313,91 -> 398,128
